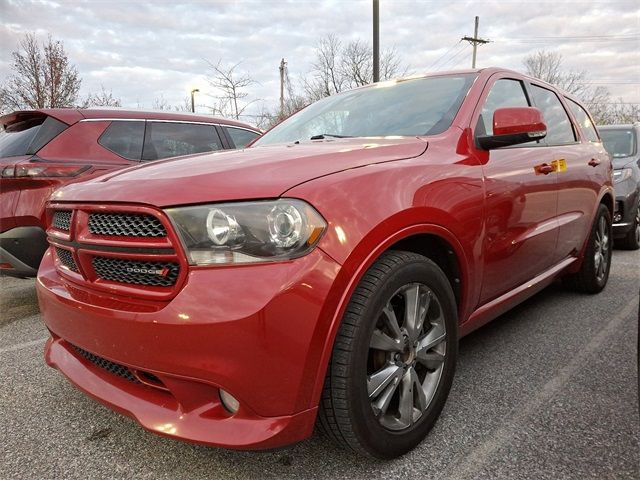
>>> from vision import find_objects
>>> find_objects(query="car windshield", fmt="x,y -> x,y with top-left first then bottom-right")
600,128 -> 637,158
254,74 -> 476,146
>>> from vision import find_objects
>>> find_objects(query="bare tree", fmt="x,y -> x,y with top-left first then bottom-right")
521,49 -> 626,125
591,99 -> 639,125
174,95 -> 192,112
206,60 -> 258,120
303,34 -> 407,101
303,34 -> 345,101
82,85 -> 121,108
0,33 -> 81,111
151,95 -> 172,111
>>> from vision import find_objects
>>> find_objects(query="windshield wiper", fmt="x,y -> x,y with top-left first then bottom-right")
309,133 -> 353,140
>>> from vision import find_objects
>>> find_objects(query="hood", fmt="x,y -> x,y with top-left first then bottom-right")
612,155 -> 639,170
52,137 -> 428,206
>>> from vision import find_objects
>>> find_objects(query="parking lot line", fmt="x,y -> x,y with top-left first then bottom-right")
440,296 -> 638,480
0,337 -> 48,355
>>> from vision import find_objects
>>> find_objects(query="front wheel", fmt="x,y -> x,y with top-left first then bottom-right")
317,250 -> 458,459
563,204 -> 613,293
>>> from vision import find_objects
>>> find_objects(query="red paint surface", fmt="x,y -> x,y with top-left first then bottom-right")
37,68 -> 612,449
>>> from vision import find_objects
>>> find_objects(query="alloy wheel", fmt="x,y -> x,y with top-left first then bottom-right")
367,283 -> 447,431
594,215 -> 610,283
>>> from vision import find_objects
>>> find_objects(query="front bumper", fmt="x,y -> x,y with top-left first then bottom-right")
612,192 -> 638,238
0,226 -> 48,277
37,247 -> 342,449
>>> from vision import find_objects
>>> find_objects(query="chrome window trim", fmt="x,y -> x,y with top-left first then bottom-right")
222,125 -> 263,135
80,118 -> 260,133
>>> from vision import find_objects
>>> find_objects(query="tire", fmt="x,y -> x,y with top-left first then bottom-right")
617,203 -> 640,250
317,250 -> 458,459
563,204 -> 613,293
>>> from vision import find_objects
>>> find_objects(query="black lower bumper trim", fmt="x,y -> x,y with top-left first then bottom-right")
0,226 -> 48,277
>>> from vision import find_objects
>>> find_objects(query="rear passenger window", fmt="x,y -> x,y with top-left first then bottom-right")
477,79 -> 530,136
529,85 -> 576,145
567,99 -> 600,142
98,121 -> 145,160
142,122 -> 222,161
225,127 -> 259,148
26,116 -> 68,154
0,114 -> 66,157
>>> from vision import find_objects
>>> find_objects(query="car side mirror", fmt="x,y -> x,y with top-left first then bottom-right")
477,107 -> 547,150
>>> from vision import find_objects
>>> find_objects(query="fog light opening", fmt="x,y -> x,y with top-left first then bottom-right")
219,389 -> 240,414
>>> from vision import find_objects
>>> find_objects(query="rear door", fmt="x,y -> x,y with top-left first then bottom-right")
526,85 -> 606,262
474,76 -> 560,303
141,121 -> 224,161
560,98 -> 611,257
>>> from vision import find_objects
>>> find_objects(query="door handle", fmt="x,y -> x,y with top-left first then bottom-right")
588,158 -> 601,167
535,163 -> 555,175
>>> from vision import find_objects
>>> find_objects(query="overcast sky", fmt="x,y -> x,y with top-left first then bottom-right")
0,0 -> 638,123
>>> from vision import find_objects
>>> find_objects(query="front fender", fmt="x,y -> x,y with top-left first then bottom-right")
284,159 -> 485,411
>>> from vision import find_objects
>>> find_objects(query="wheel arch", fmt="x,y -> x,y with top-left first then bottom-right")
304,223 -> 471,411
567,187 -> 615,274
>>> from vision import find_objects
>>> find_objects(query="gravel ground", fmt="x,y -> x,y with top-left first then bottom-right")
1,250 -> 638,479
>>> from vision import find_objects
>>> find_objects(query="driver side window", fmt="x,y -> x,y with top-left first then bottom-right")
477,79 -> 530,137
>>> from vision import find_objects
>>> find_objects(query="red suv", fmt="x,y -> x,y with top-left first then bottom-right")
37,68 -> 612,459
0,109 -> 260,277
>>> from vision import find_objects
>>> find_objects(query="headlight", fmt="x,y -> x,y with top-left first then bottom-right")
613,168 -> 632,184
165,199 -> 327,265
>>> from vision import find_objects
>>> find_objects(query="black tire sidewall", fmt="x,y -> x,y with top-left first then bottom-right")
584,204 -> 613,291
345,255 -> 458,459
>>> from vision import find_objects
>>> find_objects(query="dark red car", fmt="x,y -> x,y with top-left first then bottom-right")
37,68 -> 612,458
0,108 -> 261,277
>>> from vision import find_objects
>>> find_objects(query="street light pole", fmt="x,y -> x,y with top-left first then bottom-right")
373,0 -> 380,83
190,88 -> 199,113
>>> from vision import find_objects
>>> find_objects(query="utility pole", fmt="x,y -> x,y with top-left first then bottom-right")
373,0 -> 379,82
279,58 -> 286,116
461,16 -> 489,68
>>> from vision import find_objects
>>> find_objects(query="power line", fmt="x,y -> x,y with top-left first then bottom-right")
427,40 -> 463,71
511,33 -> 639,39
500,38 -> 639,44
438,43 -> 471,70
578,81 -> 640,85
450,51 -> 473,70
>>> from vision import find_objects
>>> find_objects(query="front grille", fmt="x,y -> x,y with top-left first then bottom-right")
92,256 -> 179,287
88,213 -> 167,237
52,210 -> 72,231
55,247 -> 78,272
72,344 -> 140,384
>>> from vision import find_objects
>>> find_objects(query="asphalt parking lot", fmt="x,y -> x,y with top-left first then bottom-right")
1,250 -> 638,480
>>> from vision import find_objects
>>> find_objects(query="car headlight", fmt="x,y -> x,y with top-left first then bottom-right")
613,168 -> 632,184
165,199 -> 327,265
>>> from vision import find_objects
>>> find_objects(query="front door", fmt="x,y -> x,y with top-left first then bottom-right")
474,76 -> 559,304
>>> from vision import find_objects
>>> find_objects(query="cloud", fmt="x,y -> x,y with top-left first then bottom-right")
0,0 -> 638,121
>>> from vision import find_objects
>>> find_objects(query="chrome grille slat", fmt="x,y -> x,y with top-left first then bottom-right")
55,247 -> 78,272
88,213 -> 167,237
92,256 -> 179,287
52,211 -> 72,231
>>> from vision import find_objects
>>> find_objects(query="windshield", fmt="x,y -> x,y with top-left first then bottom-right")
600,128 -> 637,158
254,74 -> 476,146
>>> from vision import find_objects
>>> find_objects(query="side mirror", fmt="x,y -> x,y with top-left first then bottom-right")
477,107 -> 547,150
